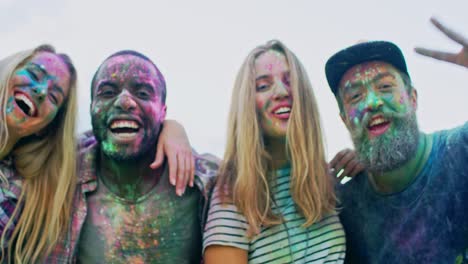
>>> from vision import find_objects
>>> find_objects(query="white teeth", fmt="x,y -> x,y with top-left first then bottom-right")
115,132 -> 136,138
369,117 -> 387,127
274,107 -> 291,115
110,120 -> 139,130
14,94 -> 35,116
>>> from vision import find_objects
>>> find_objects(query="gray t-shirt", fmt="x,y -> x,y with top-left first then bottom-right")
77,167 -> 202,264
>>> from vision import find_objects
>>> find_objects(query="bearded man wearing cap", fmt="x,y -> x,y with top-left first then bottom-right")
325,18 -> 468,263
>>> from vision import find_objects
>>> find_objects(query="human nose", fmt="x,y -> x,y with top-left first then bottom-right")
272,79 -> 289,99
31,82 -> 48,102
114,89 -> 137,111
364,91 -> 383,111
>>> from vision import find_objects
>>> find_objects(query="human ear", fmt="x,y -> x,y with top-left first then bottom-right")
160,105 -> 167,121
410,88 -> 418,110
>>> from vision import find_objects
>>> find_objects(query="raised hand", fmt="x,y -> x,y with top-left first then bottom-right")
415,17 -> 468,68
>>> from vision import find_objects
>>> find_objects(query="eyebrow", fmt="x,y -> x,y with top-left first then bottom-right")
135,81 -> 156,90
343,72 -> 397,92
96,80 -> 116,89
255,75 -> 271,81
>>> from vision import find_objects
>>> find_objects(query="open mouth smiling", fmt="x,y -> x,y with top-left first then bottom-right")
14,92 -> 37,117
274,106 -> 291,115
109,119 -> 141,138
271,104 -> 291,119
367,115 -> 391,137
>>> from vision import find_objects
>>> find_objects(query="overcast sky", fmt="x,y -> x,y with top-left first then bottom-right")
2,0 -> 467,159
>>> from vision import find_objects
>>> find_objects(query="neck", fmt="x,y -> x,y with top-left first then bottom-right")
98,148 -> 163,200
264,137 -> 289,170
368,132 -> 433,194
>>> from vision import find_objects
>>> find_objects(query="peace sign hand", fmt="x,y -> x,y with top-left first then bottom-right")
415,17 -> 468,68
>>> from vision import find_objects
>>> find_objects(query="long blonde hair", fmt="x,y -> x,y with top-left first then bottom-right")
218,40 -> 336,235
0,45 -> 77,263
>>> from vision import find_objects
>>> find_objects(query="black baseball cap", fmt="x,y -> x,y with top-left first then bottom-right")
325,41 -> 410,95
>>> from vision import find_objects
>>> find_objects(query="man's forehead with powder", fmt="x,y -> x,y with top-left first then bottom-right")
338,61 -> 401,94
94,55 -> 164,90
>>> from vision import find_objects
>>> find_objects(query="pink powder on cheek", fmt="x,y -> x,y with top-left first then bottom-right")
399,97 -> 405,104
255,95 -> 268,114
398,91 -> 409,104
348,108 -> 359,120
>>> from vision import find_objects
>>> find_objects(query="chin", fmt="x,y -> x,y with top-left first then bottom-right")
103,150 -> 146,162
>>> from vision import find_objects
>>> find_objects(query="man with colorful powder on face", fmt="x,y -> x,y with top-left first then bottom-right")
62,50 -> 216,264
325,18 -> 468,264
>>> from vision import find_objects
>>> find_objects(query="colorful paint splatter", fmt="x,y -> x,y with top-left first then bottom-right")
76,139 -> 203,264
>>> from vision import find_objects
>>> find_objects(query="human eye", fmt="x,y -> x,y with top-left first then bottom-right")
134,84 -> 154,99
378,82 -> 394,91
27,65 -> 46,81
346,91 -> 362,104
97,84 -> 117,98
255,78 -> 271,92
26,68 -> 40,81
48,93 -> 59,105
256,84 -> 269,92
136,89 -> 150,99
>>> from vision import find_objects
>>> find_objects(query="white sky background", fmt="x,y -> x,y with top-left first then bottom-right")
1,0 -> 467,159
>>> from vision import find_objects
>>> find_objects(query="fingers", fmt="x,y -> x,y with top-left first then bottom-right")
340,176 -> 353,185
329,148 -> 349,169
430,17 -> 468,47
348,161 -> 365,178
330,149 -> 355,179
167,150 -> 178,187
339,159 -> 359,179
414,47 -> 458,64
167,150 -> 194,196
150,142 -> 165,169
190,153 -> 195,188
330,148 -> 364,185
175,152 -> 188,196
178,150 -> 195,196
415,17 -> 468,67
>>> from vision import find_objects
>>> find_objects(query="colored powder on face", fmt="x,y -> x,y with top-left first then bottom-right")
381,94 -> 403,113
399,97 -> 405,104
102,141 -> 119,154
348,108 -> 359,120
6,96 -> 14,114
353,117 -> 359,127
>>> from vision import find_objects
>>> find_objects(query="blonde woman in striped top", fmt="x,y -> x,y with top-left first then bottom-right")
203,40 -> 346,264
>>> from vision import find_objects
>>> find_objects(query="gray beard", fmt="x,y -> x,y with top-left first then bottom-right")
350,111 -> 419,173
